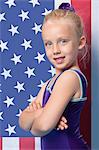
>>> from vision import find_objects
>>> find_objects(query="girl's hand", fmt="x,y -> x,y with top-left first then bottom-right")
56,116 -> 68,130
25,101 -> 42,112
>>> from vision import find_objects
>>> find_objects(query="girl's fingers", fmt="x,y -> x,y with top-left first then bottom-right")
33,103 -> 38,110
57,125 -> 64,130
36,103 -> 42,109
56,121 -> 68,130
61,116 -> 67,123
60,121 -> 68,129
31,101 -> 42,110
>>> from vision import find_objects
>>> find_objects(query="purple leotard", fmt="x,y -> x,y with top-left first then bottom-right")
41,69 -> 90,150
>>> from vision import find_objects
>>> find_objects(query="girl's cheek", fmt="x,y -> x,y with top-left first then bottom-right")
46,51 -> 52,57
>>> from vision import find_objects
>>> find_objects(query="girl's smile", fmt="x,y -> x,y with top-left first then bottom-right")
53,56 -> 65,64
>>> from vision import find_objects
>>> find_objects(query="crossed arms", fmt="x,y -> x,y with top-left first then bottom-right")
19,71 -> 79,136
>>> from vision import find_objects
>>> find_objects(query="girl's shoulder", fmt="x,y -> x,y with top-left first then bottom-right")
54,69 -> 88,99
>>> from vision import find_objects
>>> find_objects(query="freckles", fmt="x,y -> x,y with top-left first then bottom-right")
46,51 -> 52,58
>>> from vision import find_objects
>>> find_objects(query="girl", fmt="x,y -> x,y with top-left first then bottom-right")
19,3 -> 90,150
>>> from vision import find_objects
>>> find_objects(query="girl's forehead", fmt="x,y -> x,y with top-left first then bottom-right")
43,18 -> 75,28
42,18 -> 77,40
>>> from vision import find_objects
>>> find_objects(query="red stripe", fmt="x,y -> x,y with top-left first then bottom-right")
0,137 -> 2,150
71,0 -> 91,147
19,137 -> 35,150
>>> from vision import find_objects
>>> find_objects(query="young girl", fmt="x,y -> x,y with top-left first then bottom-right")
19,3 -> 90,150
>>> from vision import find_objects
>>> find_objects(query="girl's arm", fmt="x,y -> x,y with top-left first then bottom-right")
30,70 -> 80,136
19,80 -> 49,131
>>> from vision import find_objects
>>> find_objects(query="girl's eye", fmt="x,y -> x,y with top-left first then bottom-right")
60,39 -> 68,44
45,42 -> 52,47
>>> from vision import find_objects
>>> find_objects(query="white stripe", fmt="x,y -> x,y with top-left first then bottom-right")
54,0 -> 71,9
35,137 -> 41,150
71,97 -> 87,102
2,137 -> 19,150
92,0 -> 99,149
71,68 -> 88,87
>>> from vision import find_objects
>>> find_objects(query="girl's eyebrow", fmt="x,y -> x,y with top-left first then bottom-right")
57,37 -> 70,41
43,37 -> 70,42
43,40 -> 50,42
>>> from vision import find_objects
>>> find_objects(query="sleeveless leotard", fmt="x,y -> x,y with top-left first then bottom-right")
41,69 -> 90,150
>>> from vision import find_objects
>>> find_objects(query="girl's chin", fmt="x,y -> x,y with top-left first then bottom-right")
54,64 -> 67,71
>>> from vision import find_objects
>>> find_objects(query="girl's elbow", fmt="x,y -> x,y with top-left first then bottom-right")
19,114 -> 29,131
40,123 -> 53,135
30,123 -> 51,137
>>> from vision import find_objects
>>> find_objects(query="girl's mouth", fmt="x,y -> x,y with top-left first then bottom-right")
54,56 -> 65,64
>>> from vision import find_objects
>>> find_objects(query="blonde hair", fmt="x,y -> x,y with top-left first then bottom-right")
42,9 -> 90,69
42,9 -> 84,38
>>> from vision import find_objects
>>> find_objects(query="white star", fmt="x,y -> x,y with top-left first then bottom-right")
5,0 -> 16,8
0,40 -> 8,52
5,124 -> 16,136
48,65 -> 56,77
29,0 -> 40,7
0,112 -> 3,120
35,52 -> 45,64
0,12 -> 6,22
14,81 -> 25,93
8,24 -> 19,36
21,39 -> 32,50
42,8 -> 52,16
32,23 -> 42,34
11,53 -> 22,65
19,10 -> 30,21
1,68 -> 12,80
27,95 -> 36,103
37,80 -> 44,88
16,109 -> 22,117
24,67 -> 35,78
4,96 -> 14,108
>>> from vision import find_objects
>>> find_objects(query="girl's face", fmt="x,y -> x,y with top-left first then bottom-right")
42,18 -> 85,74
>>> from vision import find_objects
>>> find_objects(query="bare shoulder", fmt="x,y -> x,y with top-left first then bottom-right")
57,70 -> 80,85
54,70 -> 80,94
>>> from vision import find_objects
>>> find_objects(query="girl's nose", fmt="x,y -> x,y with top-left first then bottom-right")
53,44 -> 61,55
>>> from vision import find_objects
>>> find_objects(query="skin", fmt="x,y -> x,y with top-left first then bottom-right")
42,18 -> 86,75
19,18 -> 86,136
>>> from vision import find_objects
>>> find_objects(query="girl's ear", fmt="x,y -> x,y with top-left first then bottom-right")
78,36 -> 86,50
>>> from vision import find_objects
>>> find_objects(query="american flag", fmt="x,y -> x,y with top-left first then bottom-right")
0,0 -> 92,149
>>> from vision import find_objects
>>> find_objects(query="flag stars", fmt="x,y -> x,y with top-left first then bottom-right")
42,8 -> 52,16
35,52 -> 45,64
0,112 -> 4,120
1,68 -> 12,80
21,39 -> 32,50
8,24 -> 19,36
5,0 -> 16,8
37,80 -> 44,88
19,10 -> 30,21
14,81 -> 25,93
16,109 -> 22,117
0,40 -> 8,52
29,0 -> 40,7
48,65 -> 56,77
24,67 -> 35,78
11,53 -> 22,65
27,95 -> 36,103
0,12 -> 6,22
32,23 -> 42,34
4,96 -> 15,108
5,124 -> 16,136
